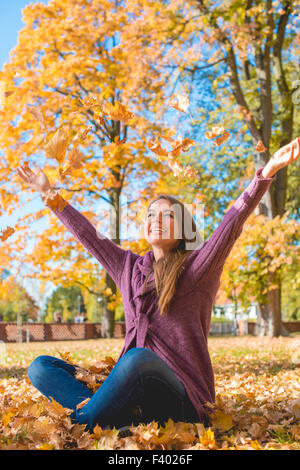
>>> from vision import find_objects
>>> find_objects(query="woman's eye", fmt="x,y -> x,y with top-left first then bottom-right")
147,212 -> 173,218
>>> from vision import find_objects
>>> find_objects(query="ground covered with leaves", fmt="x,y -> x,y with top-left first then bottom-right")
0,335 -> 300,450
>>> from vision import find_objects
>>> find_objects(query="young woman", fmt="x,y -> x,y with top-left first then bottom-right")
17,137 -> 299,433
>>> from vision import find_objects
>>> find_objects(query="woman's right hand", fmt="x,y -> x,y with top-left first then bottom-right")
16,163 -> 52,194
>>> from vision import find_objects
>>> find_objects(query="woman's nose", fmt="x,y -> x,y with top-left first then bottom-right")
152,213 -> 163,224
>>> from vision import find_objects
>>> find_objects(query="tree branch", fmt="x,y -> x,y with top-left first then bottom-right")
195,0 -> 261,142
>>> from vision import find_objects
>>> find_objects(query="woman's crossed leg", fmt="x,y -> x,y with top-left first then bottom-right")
28,346 -> 198,433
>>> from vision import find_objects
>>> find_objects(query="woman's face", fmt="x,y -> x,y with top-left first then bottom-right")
144,198 -> 182,251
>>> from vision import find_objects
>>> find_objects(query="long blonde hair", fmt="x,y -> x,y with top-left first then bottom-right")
143,194 -> 203,315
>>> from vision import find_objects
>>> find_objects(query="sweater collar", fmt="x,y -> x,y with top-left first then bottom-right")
134,250 -> 156,298
138,250 -> 154,277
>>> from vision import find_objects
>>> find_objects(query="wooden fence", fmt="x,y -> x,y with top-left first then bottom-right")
0,320 -> 299,343
0,321 -> 126,343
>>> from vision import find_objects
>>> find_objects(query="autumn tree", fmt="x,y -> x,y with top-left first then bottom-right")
0,0 -> 180,337
215,211 -> 300,331
0,278 -> 39,321
43,285 -> 86,323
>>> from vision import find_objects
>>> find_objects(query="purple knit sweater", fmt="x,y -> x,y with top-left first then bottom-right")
49,166 -> 275,421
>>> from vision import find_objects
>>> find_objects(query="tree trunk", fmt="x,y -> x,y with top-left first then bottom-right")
255,269 -> 290,338
101,272 -> 116,338
100,188 -> 121,339
266,272 -> 289,337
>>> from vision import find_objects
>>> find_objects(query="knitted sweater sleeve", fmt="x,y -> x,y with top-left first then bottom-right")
190,167 -> 276,283
45,197 -> 128,290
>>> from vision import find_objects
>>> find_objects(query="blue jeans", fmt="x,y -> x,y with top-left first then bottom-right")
28,347 -> 199,432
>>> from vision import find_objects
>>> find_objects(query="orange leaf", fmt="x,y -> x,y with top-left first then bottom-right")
205,126 -> 225,139
0,226 -> 15,241
76,397 -> 90,410
66,148 -> 84,169
214,130 -> 230,146
256,140 -> 267,153
103,101 -> 135,124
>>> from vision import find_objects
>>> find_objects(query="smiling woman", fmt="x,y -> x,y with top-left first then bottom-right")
16,138 -> 299,435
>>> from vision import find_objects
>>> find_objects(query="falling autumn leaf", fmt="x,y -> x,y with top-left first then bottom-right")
80,96 -> 103,113
158,127 -> 177,143
147,138 -> 169,161
58,164 -> 73,182
205,126 -> 225,139
44,127 -> 70,163
73,126 -> 93,147
28,105 -> 46,130
0,226 -> 15,242
214,130 -> 230,146
4,90 -> 14,99
169,93 -> 190,113
256,140 -> 267,153
148,133 -> 197,179
66,148 -> 85,169
103,101 -> 135,124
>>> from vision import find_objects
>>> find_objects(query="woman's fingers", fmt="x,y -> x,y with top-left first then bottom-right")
21,164 -> 32,175
293,138 -> 300,160
16,167 -> 27,180
290,144 -> 295,162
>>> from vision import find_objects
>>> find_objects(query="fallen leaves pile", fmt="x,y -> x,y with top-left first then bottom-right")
0,335 -> 300,450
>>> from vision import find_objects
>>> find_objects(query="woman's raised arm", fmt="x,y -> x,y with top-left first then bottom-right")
47,199 -> 128,290
189,166 -> 275,284
189,137 -> 300,284
16,164 -> 128,290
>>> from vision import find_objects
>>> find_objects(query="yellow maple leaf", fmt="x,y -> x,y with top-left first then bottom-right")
251,440 -> 263,450
47,397 -> 71,417
39,443 -> 54,450
44,127 -> 70,163
209,409 -> 233,432
198,427 -> 216,449
58,351 -> 73,363
2,411 -> 15,426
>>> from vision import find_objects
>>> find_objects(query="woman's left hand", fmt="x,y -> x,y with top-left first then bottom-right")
271,137 -> 300,169
262,137 -> 300,178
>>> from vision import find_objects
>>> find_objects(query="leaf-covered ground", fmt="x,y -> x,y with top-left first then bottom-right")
0,335 -> 300,450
